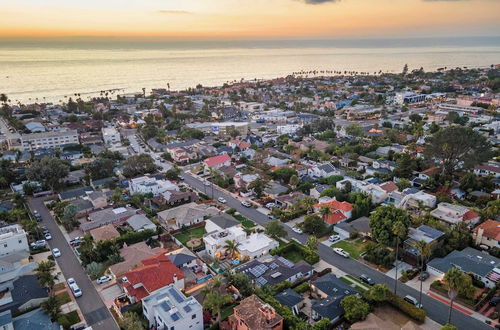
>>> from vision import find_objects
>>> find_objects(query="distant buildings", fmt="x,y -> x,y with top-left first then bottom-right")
102,126 -> 121,145
20,130 -> 79,151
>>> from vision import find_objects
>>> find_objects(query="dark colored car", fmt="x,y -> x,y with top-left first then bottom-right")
359,274 -> 375,285
489,297 -> 500,306
418,272 -> 429,281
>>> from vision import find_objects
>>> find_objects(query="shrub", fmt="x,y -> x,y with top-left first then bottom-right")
270,240 -> 320,265
293,282 -> 310,294
387,292 -> 426,323
349,231 -> 359,240
256,289 -> 306,329
271,281 -> 292,295
226,208 -> 237,215
115,229 -> 156,246
58,310 -> 81,329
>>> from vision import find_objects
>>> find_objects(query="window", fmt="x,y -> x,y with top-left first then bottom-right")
3,244 -> 6,248
18,240 -> 22,244
191,314 -> 196,319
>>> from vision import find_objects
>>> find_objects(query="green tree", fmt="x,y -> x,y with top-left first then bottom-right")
424,126 -> 491,177
364,284 -> 389,303
203,291 -> 233,323
272,167 -> 298,184
443,268 -> 475,324
392,221 -> 406,294
62,204 -> 78,231
306,236 -> 319,251
248,178 -> 269,198
345,124 -> 364,137
35,261 -> 57,294
225,272 -> 254,297
311,318 -> 333,330
41,296 -> 61,322
459,173 -> 477,192
395,178 -> 411,191
441,324 -> 458,330
26,157 -> 69,191
119,311 -> 146,330
85,157 -> 116,180
224,240 -> 239,259
121,154 -> 157,177
289,174 -> 299,188
483,199 -> 500,220
265,220 -> 288,239
302,214 -> 326,236
370,205 -> 410,246
341,295 -> 370,322
393,154 -> 419,179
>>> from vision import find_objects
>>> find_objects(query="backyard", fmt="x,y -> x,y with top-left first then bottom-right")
331,238 -> 368,259
233,214 -> 256,229
174,226 -> 207,246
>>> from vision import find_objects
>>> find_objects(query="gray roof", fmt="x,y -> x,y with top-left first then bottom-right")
82,207 -> 138,231
313,273 -> 358,297
428,247 -> 500,277
318,163 -> 336,174
312,295 -> 345,321
208,213 -> 240,229
334,216 -> 371,235
126,214 -> 156,231
264,181 -> 288,196
274,288 -> 304,308
0,311 -> 12,328
58,186 -> 93,200
167,253 -> 196,267
13,308 -> 60,330
69,198 -> 93,212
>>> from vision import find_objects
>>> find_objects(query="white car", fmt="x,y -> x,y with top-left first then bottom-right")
30,240 -> 46,248
241,201 -> 251,208
96,275 -> 112,284
292,227 -> 303,234
67,278 -> 76,286
333,247 -> 350,258
44,232 -> 52,240
329,235 -> 340,242
52,248 -> 61,258
217,197 -> 227,204
265,203 -> 276,209
70,284 -> 82,298
204,181 -> 211,186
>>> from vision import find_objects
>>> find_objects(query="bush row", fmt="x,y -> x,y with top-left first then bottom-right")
387,292 -> 426,323
270,240 -> 320,265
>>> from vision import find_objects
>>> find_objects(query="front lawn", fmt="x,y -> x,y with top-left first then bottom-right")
55,291 -> 71,305
233,214 -> 255,229
221,303 -> 238,321
58,310 -> 81,329
174,227 -> 207,246
331,238 -> 367,259
53,282 -> 66,292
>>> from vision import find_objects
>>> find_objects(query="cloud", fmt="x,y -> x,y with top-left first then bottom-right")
157,10 -> 192,15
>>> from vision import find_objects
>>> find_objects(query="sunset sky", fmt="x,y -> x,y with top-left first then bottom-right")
1,0 -> 499,39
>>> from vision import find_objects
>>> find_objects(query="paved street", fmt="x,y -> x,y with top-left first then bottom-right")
28,197 -> 119,330
181,171 -> 492,330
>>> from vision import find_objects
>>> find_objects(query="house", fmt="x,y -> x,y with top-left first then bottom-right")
128,176 -> 178,196
265,156 -> 289,167
234,173 -> 259,190
350,313 -> 400,330
109,242 -> 165,279
166,248 -> 198,269
69,198 -> 93,218
0,225 -> 29,257
275,192 -> 306,209
427,247 -> 500,288
204,154 -> 231,171
235,255 -> 313,287
204,213 -> 241,234
236,234 -> 279,259
474,163 -> 500,178
87,191 -> 108,209
0,252 -> 37,293
310,185 -> 330,199
430,202 -> 480,227
157,202 -> 219,231
142,284 -> 203,330
64,169 -> 86,184
379,181 -> 398,194
403,225 -> 445,266
102,127 -> 121,145
264,181 -> 289,198
311,273 -> 359,323
473,220 -> 500,249
313,199 -> 353,225
58,186 -> 93,202
334,216 -> 371,239
398,189 -> 437,209
155,190 -> 199,206
308,163 -> 338,179
126,214 -> 157,232
122,253 -> 185,303
274,288 -> 304,316
89,224 -> 120,242
227,295 -> 283,330
203,226 -> 247,259
0,275 -> 48,314
81,207 -> 139,232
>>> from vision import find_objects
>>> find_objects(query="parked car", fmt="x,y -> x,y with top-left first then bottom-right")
489,297 -> 500,306
359,274 -> 375,285
404,295 -> 423,308
67,278 -> 76,286
204,181 -> 211,186
241,201 -> 251,208
70,284 -> 82,298
44,232 -> 52,240
217,197 -> 227,204
265,202 -> 276,209
96,275 -> 113,284
333,248 -> 350,258
329,235 -> 340,242
418,271 -> 429,281
268,215 -> 276,220
30,240 -> 46,249
292,227 -> 303,234
52,248 -> 61,258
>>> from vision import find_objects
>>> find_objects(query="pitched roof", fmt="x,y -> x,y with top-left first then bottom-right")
204,154 -> 231,167
207,213 -> 240,229
274,288 -> 304,308
428,247 -> 500,277
314,199 -> 353,212
89,224 -> 120,242
379,181 -> 398,193
167,253 -> 197,267
232,295 -> 283,329
123,253 -> 184,301
323,211 -> 347,225
473,220 -> 500,241
109,242 -> 165,278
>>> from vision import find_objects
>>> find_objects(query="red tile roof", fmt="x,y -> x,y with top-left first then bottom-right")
473,220 -> 500,241
123,253 -> 184,301
323,211 -> 347,225
380,181 -> 398,193
204,154 -> 231,167
314,199 -> 353,212
463,209 -> 480,222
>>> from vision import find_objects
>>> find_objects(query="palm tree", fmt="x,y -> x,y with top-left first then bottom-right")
303,197 -> 316,213
319,206 -> 331,220
41,295 -> 61,322
443,268 -> 464,324
306,236 -> 319,251
392,221 -> 406,294
224,240 -> 239,259
415,240 -> 432,306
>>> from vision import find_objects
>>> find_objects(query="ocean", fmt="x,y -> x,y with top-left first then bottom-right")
1,36 -> 499,103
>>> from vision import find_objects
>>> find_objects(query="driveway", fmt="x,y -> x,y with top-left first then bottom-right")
181,172 -> 491,330
28,197 -> 119,330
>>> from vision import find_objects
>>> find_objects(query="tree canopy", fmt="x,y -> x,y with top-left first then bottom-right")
121,154 -> 157,177
264,220 -> 288,239
369,204 -> 410,246
26,156 -> 69,191
341,294 -> 370,322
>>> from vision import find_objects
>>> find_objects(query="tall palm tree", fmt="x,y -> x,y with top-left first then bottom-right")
443,268 -> 464,324
415,240 -> 432,306
224,240 -> 239,259
303,197 -> 316,213
392,221 -> 406,294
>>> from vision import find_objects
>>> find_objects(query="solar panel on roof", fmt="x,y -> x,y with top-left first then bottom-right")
257,277 -> 268,286
249,264 -> 268,278
184,305 -> 192,313
169,287 -> 184,303
270,263 -> 279,270
160,301 -> 171,312
171,312 -> 180,322
278,256 -> 294,268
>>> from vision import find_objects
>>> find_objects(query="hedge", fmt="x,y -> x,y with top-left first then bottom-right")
270,240 -> 320,265
115,229 -> 156,246
387,292 -> 426,323
279,209 -> 307,223
293,282 -> 310,294
256,290 -> 307,329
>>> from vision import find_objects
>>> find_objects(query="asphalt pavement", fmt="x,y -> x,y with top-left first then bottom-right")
28,197 -> 119,330
181,171 -> 492,330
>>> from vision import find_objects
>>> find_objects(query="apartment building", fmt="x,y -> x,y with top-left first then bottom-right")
102,126 -> 121,145
20,130 -> 79,151
0,225 -> 29,257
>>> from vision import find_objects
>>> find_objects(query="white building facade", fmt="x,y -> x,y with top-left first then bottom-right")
20,130 -> 79,151
0,225 -> 29,256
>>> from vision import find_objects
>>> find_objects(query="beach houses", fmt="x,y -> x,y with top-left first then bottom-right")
473,220 -> 500,249
430,202 -> 480,227
157,202 -> 219,230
